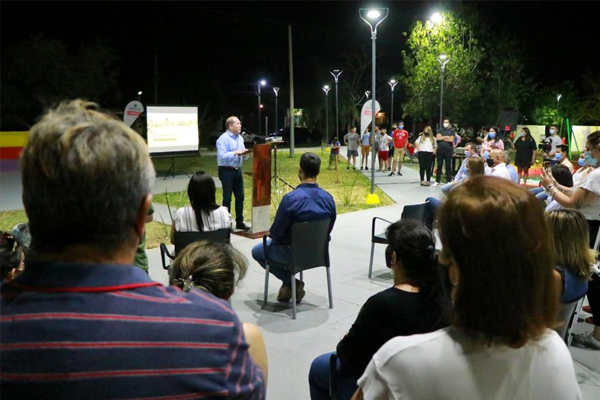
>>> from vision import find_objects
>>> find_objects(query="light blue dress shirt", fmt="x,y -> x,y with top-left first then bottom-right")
216,130 -> 247,168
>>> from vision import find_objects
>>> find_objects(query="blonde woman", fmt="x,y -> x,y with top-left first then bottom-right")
414,126 -> 436,186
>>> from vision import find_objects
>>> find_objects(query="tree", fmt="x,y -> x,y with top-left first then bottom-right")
575,73 -> 600,125
400,12 -> 483,124
532,82 -> 578,127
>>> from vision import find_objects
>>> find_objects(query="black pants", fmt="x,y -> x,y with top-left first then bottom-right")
587,219 -> 600,327
436,150 -> 453,183
218,167 -> 244,223
418,151 -> 434,181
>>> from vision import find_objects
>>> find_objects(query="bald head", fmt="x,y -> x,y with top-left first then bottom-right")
490,149 -> 505,167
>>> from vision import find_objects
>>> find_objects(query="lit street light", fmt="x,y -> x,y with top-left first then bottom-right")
388,79 -> 398,127
330,69 -> 343,138
365,90 -> 370,99
137,91 -> 143,101
431,12 -> 443,25
360,6 -> 388,198
273,87 -> 280,135
257,79 -> 266,135
322,85 -> 331,149
437,54 -> 450,132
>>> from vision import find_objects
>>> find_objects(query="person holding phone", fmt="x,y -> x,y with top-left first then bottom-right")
217,116 -> 250,230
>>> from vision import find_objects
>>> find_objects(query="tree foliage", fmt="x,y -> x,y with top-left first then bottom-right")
401,12 -> 483,123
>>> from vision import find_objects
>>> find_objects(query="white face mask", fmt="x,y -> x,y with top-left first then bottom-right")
443,123 -> 450,129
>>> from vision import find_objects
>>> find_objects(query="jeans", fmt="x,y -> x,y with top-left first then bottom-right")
218,167 -> 244,223
436,150 -> 453,183
309,352 -> 359,400
529,187 -> 548,204
425,197 -> 441,231
441,182 -> 454,194
418,151 -> 433,181
251,238 -> 293,287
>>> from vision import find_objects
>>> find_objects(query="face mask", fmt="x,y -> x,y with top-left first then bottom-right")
555,153 -> 562,161
399,125 -> 404,129
585,151 -> 598,167
483,151 -> 490,160
443,123 -> 450,129
488,132 -> 496,139
520,131 -> 525,138
486,158 -> 495,168
578,158 -> 586,167
549,129 -> 556,135
464,150 -> 471,158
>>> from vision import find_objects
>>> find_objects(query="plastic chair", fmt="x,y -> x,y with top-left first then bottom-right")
262,218 -> 333,319
556,296 -> 585,346
160,229 -> 231,270
367,201 -> 428,278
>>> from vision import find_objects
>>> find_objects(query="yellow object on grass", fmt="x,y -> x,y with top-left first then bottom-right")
366,193 -> 380,205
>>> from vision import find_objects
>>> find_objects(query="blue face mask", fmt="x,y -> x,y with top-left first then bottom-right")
399,125 -> 404,129
488,132 -> 496,139
578,158 -> 586,167
520,131 -> 525,138
555,153 -> 563,161
464,150 -> 471,158
549,129 -> 556,135
483,151 -> 490,160
585,151 -> 598,167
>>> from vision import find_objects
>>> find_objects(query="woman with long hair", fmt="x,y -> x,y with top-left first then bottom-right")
414,126 -> 436,186
481,125 -> 505,155
169,241 -> 268,384
514,126 -> 538,185
170,171 -> 232,243
309,220 -> 449,400
354,177 -> 580,400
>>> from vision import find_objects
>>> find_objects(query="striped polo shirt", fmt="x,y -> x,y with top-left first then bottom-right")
0,262 -> 265,400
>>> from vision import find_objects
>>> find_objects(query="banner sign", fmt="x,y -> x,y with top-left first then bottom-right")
360,100 -> 381,135
123,101 -> 144,127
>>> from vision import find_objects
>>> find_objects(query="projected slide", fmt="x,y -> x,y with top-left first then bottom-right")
147,106 -> 199,154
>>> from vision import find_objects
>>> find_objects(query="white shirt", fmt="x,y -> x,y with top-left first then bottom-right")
560,157 -> 574,173
358,327 -> 581,400
174,206 -> 232,232
485,162 -> 512,180
415,135 -> 435,152
577,167 -> 600,221
379,135 -> 391,151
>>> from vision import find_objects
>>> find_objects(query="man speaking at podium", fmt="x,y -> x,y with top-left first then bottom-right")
217,116 -> 250,230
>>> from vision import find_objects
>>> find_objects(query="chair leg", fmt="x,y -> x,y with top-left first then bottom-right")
368,242 -> 375,279
326,267 -> 333,309
291,275 -> 297,320
262,262 -> 270,309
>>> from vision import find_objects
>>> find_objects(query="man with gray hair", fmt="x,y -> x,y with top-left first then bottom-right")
0,100 -> 264,399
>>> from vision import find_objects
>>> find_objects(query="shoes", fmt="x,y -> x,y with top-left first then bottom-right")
236,221 -> 250,231
432,182 -> 439,187
388,167 -> 391,171
365,167 -> 369,171
585,316 -> 595,324
572,332 -> 600,350
347,166 -> 349,170
424,181 -> 431,186
360,167 -> 364,170
295,280 -> 306,304
420,181 -> 425,186
583,305 -> 592,314
398,172 -> 403,176
276,280 -> 306,304
388,172 -> 395,176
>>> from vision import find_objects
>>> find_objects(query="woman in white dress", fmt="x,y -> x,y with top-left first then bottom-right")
170,171 -> 232,243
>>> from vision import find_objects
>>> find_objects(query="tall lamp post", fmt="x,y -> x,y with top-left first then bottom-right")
257,79 -> 266,135
137,91 -> 143,101
273,87 -> 280,135
322,85 -> 331,149
388,79 -> 398,127
360,7 -> 388,200
330,69 -> 343,137
437,54 -> 450,132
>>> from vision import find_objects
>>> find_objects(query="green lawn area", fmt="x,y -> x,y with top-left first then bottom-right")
152,149 -> 395,222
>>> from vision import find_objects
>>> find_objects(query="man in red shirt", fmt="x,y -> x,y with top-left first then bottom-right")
389,121 -> 409,176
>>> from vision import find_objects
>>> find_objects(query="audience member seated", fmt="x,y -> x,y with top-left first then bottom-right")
0,100 -> 264,399
252,152 -> 336,304
171,171 -> 232,244
169,241 -> 268,384
0,231 -> 25,281
354,177 -> 581,400
547,209 -> 595,303
484,149 -> 512,180
504,151 -> 519,183
441,142 -> 478,194
544,164 -> 573,211
555,144 -> 574,173
425,157 -> 484,230
308,220 -> 449,400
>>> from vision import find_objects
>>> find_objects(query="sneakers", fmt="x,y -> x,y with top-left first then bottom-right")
398,172 -> 403,176
236,221 -> 250,231
424,181 -> 431,186
276,280 -> 306,304
347,166 -> 350,170
431,182 -> 439,187
572,332 -> 600,350
360,166 -> 364,170
388,172 -> 395,176
365,166 -> 369,171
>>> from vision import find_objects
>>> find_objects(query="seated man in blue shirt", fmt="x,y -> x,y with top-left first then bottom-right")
441,142 -> 478,194
252,152 -> 337,303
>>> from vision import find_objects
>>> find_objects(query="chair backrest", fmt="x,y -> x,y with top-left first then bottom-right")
174,229 -> 231,254
401,202 -> 428,224
290,218 -> 332,274
555,297 -> 584,344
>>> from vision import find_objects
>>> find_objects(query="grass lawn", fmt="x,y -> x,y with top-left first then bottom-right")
0,209 -> 169,250
152,148 -> 395,222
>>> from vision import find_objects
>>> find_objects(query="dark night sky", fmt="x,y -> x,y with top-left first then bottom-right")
2,0 -> 599,122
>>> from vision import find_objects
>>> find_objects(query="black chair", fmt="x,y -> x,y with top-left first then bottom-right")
262,218 -> 333,319
160,229 -> 231,270
368,201 -> 428,278
556,296 -> 585,346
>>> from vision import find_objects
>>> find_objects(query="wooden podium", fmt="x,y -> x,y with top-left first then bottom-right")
248,144 -> 272,237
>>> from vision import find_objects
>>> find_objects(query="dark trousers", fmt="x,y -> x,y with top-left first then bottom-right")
218,167 -> 244,223
418,151 -> 434,181
587,219 -> 600,327
436,150 -> 453,183
308,352 -> 359,400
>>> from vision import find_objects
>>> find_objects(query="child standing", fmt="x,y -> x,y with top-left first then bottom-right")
329,137 -> 341,170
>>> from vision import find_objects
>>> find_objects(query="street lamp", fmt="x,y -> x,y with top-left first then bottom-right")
360,6 -> 388,199
388,79 -> 398,127
137,91 -> 143,101
322,85 -> 331,149
365,91 -> 370,99
557,93 -> 562,115
273,87 -> 280,135
437,54 -> 450,132
431,12 -> 443,25
330,69 -> 343,137
257,79 -> 266,135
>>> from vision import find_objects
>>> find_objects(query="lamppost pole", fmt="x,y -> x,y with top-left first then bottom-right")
437,55 -> 449,132
330,69 -> 343,138
257,79 -> 266,135
360,7 -> 388,198
322,85 -> 331,150
388,80 -> 397,127
273,87 -> 280,135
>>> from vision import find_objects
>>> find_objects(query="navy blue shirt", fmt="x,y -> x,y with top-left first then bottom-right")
270,183 -> 337,246
0,262 -> 264,400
